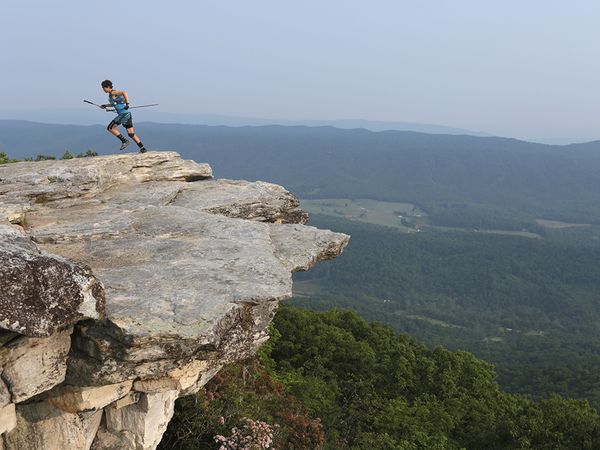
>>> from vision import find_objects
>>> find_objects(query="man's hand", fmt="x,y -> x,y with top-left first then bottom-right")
100,105 -> 107,109
124,103 -> 129,110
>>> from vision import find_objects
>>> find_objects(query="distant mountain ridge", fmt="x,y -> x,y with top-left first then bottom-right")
0,110 -> 489,136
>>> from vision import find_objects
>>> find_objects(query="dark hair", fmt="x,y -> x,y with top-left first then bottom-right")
101,80 -> 113,89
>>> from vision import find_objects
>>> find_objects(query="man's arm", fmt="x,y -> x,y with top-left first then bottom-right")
112,90 -> 130,105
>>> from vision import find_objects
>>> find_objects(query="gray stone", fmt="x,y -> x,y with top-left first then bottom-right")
0,224 -> 104,337
104,390 -> 178,450
0,403 -> 16,435
132,360 -> 209,394
44,380 -> 133,413
0,152 -> 211,222
109,392 -> 141,410
133,378 -> 180,394
165,359 -> 209,392
91,428 -> 136,450
179,365 -> 223,397
4,402 -> 102,450
2,329 -> 72,402
0,379 -> 10,408
172,178 -> 309,223
269,222 -> 350,272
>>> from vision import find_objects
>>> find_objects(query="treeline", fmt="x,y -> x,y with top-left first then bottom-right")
0,149 -> 97,164
161,306 -> 600,449
292,214 -> 600,408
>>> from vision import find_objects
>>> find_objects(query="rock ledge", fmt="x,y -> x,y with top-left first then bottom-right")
0,151 -> 348,450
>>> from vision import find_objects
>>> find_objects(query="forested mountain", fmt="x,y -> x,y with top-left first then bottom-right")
292,214 -> 600,408
3,121 -> 600,229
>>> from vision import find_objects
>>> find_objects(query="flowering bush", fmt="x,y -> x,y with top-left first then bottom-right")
215,418 -> 277,450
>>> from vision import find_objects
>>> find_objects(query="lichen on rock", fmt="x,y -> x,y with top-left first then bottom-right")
0,224 -> 104,337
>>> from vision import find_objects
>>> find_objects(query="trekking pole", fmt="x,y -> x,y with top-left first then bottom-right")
83,99 -> 114,112
83,99 -> 104,108
127,104 -> 159,109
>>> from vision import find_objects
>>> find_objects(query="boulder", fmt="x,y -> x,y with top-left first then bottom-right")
4,402 -> 102,450
2,329 -> 72,402
103,390 -> 179,450
0,224 -> 104,337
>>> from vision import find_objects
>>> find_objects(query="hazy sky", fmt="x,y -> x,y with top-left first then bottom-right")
3,0 -> 600,140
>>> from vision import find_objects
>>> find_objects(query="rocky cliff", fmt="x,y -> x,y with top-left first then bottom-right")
0,152 -> 349,450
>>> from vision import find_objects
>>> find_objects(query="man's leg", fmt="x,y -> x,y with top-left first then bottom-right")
126,127 -> 147,153
107,121 -> 130,150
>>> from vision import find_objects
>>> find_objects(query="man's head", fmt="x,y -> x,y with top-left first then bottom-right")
101,80 -> 113,92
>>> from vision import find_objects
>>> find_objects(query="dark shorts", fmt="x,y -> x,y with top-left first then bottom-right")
107,112 -> 133,130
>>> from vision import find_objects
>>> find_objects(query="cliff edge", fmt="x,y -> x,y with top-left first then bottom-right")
0,152 -> 349,450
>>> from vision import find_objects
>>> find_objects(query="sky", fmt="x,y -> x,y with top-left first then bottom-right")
2,0 -> 600,141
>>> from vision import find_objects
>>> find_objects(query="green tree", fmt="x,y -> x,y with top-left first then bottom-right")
0,152 -> 19,164
76,149 -> 98,158
61,150 -> 74,160
511,396 -> 600,449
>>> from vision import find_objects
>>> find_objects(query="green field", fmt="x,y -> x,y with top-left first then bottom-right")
301,198 -> 545,238
434,225 -> 543,239
301,198 -> 428,231
536,218 -> 592,229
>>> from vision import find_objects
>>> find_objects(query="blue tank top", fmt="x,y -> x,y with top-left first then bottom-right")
108,93 -> 128,115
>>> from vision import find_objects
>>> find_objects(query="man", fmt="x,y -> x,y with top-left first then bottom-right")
100,80 -> 147,153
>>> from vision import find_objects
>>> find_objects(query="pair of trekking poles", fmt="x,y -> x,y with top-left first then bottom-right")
83,100 -> 159,111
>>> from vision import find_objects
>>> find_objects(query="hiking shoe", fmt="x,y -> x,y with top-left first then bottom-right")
139,147 -> 147,153
120,139 -> 130,151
